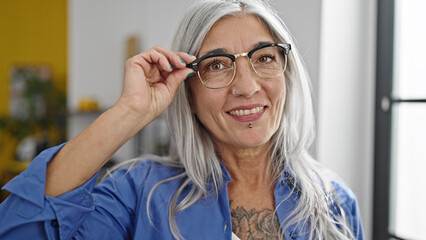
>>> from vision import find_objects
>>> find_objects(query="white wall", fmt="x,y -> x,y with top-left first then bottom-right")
68,0 -> 146,111
272,0 -> 321,106
318,0 -> 376,239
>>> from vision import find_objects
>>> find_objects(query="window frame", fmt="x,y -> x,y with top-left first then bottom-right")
374,0 -> 426,239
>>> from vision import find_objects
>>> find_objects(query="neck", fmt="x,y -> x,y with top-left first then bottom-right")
216,142 -> 272,186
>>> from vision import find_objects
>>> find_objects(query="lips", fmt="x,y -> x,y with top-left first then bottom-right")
226,105 -> 266,122
228,106 -> 264,116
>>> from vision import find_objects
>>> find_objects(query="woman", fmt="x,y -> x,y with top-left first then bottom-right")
0,0 -> 364,239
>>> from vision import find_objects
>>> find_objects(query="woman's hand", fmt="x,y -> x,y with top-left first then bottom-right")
45,46 -> 195,197
116,45 -> 196,125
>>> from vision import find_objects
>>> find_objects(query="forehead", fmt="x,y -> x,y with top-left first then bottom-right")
198,14 -> 275,56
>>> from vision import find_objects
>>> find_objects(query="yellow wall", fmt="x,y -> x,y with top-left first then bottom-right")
0,0 -> 67,114
0,0 -> 67,177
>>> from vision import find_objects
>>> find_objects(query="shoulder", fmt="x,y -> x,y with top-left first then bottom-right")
312,166 -> 359,217
132,159 -> 184,183
328,179 -> 364,238
328,179 -> 363,227
330,180 -> 357,209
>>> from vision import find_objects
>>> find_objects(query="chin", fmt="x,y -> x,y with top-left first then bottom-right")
236,132 -> 272,149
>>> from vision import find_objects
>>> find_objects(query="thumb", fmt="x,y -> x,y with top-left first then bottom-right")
164,68 -> 195,94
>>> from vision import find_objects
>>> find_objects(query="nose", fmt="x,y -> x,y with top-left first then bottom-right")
230,57 -> 261,97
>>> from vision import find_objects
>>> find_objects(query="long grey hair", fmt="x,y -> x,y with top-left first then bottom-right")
142,0 -> 356,239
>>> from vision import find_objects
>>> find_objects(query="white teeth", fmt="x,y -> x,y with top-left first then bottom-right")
229,106 -> 264,116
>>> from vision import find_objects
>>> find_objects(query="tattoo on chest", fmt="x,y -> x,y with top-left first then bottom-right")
230,202 -> 282,240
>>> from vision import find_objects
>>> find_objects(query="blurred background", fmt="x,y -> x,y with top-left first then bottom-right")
0,0 -> 425,239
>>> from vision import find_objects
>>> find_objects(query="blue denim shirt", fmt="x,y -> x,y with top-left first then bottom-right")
0,144 -> 364,239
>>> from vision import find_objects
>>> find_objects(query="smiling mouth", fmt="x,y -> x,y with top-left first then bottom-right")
228,106 -> 265,116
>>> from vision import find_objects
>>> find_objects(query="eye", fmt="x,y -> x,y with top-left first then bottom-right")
203,58 -> 232,72
199,56 -> 233,75
208,60 -> 224,71
257,55 -> 275,63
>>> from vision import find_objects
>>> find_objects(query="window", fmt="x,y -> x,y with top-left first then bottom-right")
374,0 -> 426,239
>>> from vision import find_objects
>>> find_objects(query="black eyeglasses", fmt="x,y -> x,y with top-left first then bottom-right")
186,42 -> 291,89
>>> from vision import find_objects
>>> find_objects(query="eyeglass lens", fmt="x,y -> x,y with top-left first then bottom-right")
197,46 -> 286,89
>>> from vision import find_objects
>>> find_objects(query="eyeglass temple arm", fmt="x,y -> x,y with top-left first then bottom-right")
186,62 -> 198,72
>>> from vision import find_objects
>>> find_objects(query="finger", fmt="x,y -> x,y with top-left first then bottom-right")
156,54 -> 194,80
162,68 -> 195,95
157,52 -> 196,81
138,49 -> 173,73
152,46 -> 191,69
176,52 -> 197,64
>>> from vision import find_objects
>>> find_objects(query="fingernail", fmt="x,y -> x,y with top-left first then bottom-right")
169,64 -> 173,70
188,53 -> 195,57
180,59 -> 185,64
187,72 -> 195,78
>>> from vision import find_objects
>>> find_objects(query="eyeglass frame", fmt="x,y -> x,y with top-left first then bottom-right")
186,42 -> 291,89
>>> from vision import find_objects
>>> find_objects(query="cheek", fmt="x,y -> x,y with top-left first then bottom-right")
195,96 -> 221,121
270,77 -> 286,102
279,83 -> 287,109
270,79 -> 287,124
190,85 -> 221,123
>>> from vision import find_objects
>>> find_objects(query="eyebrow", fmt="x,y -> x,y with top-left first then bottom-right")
199,41 -> 274,58
201,48 -> 228,57
254,41 -> 273,48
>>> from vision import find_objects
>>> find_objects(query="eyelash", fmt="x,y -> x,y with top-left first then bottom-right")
204,58 -> 228,71
256,54 -> 275,63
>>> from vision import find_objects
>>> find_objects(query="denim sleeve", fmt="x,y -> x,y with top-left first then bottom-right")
0,144 -> 98,240
347,196 -> 364,240
0,144 -> 150,240
332,182 -> 365,240
70,166 -> 146,240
